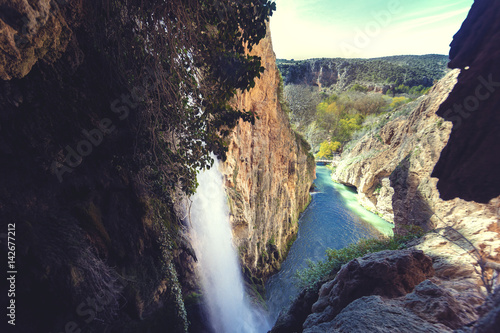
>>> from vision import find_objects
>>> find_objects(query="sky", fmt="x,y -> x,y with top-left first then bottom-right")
270,0 -> 474,60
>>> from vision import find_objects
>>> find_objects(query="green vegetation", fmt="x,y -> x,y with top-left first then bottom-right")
349,83 -> 368,93
294,227 -> 425,289
317,141 -> 341,158
389,96 -> 410,108
90,0 -> 276,195
278,55 -> 447,154
277,55 -> 448,89
183,291 -> 203,308
288,87 -> 415,153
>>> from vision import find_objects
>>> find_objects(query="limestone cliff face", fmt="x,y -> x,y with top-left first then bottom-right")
278,55 -> 448,92
333,69 -> 500,270
333,70 -> 459,226
221,28 -> 315,280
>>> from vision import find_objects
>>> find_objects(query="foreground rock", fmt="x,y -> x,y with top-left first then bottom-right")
273,248 -> 486,333
271,285 -> 321,333
312,277 -> 483,333
0,0 -> 74,80
303,249 -> 434,331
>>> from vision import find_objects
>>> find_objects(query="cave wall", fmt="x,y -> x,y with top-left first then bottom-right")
432,0 -> 500,203
0,2 -> 191,332
221,26 -> 316,281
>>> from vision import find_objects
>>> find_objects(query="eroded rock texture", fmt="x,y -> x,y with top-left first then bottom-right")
333,70 -> 460,227
0,0 -> 76,80
303,250 -> 434,330
222,27 -> 315,280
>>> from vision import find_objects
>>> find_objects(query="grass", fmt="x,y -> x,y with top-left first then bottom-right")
294,226 -> 425,289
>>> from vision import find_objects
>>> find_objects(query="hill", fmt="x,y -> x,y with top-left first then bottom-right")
277,54 -> 449,92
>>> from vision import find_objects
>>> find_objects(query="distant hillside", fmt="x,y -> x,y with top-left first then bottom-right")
277,54 -> 449,92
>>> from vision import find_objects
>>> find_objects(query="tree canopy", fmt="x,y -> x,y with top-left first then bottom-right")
317,141 -> 341,159
88,0 -> 276,194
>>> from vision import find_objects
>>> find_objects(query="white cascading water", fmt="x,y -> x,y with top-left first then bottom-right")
190,158 -> 270,333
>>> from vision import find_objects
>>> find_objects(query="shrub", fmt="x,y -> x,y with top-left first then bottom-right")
317,141 -> 341,158
350,83 -> 368,93
294,227 -> 425,289
389,96 -> 410,109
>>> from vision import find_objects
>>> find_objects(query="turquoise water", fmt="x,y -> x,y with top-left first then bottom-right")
265,165 -> 394,324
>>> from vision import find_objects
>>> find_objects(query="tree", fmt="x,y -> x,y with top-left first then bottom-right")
352,94 -> 386,115
317,141 -> 341,158
350,83 -> 368,93
334,114 -> 363,143
285,84 -> 322,131
389,96 -> 409,109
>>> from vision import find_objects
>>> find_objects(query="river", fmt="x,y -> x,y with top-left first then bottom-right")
265,165 -> 394,324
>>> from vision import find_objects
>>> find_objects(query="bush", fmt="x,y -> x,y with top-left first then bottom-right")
349,83 -> 368,93
294,227 -> 425,289
389,96 -> 410,109
316,141 -> 341,158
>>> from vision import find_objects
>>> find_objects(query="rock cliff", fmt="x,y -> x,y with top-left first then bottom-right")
221,27 -> 316,281
0,2 -> 193,332
277,55 -> 448,92
333,69 -> 500,273
0,0 -> 74,80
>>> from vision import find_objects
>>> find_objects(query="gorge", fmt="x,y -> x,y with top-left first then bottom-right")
0,0 -> 499,333
265,165 -> 394,323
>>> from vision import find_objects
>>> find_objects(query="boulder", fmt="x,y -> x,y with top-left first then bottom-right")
304,295 -> 450,333
303,249 -> 434,329
271,284 -> 320,333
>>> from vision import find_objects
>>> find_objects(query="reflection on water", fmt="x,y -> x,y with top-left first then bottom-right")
265,165 -> 394,325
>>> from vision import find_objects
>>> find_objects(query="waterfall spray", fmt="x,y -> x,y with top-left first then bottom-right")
190,158 -> 269,333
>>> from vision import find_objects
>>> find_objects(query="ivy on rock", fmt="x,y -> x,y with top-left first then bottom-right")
88,0 -> 276,195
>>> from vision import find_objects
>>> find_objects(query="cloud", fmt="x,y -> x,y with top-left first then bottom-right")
399,8 -> 471,31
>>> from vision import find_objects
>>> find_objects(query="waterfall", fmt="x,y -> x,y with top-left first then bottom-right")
190,159 -> 269,333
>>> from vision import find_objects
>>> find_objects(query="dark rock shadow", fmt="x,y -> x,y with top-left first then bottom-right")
389,154 -> 435,233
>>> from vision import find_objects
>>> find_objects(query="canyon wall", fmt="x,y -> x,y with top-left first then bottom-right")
333,68 -> 500,284
221,27 -> 316,281
0,2 -> 194,332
